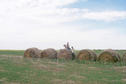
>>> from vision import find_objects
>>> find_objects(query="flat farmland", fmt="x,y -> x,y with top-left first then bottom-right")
0,50 -> 126,84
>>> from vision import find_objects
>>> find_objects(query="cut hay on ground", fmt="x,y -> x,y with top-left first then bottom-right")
24,48 -> 41,58
98,49 -> 121,63
40,48 -> 57,59
77,49 -> 97,61
57,49 -> 73,60
123,53 -> 126,63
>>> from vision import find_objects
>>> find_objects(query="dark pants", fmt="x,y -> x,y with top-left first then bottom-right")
72,53 -> 75,60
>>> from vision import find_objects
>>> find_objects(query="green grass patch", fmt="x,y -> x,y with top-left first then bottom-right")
0,50 -> 24,56
0,56 -> 126,84
0,50 -> 126,84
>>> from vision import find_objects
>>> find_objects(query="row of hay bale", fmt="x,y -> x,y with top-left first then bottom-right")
24,48 -> 126,63
77,49 -> 126,63
24,48 -> 73,60
77,49 -> 122,63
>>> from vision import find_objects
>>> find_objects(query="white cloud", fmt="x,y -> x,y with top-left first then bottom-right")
0,0 -> 78,9
0,0 -> 80,24
82,11 -> 126,21
0,0 -> 126,25
0,0 -> 126,49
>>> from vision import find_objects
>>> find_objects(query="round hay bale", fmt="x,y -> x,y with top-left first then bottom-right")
77,49 -> 97,61
57,49 -> 73,60
122,53 -> 126,63
40,48 -> 57,59
24,48 -> 41,58
98,49 -> 121,62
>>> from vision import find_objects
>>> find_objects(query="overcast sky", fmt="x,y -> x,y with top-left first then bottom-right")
0,0 -> 126,50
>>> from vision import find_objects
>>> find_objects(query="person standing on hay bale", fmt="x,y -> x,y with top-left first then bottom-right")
64,42 -> 75,60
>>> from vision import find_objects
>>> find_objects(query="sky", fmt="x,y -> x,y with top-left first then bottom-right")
0,0 -> 126,50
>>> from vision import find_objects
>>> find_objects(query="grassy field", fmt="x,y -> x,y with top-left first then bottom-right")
0,50 -> 24,56
0,50 -> 126,84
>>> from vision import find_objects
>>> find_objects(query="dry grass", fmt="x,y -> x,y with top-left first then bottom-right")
0,50 -> 126,84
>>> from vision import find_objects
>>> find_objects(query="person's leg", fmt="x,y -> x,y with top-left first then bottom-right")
72,53 -> 75,60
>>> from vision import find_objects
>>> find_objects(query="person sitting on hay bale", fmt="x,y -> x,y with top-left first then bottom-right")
63,42 -> 75,60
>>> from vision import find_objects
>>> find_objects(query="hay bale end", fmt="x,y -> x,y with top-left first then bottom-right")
122,53 -> 126,63
40,48 -> 57,59
57,49 -> 73,60
24,48 -> 41,58
98,49 -> 120,63
77,49 -> 97,61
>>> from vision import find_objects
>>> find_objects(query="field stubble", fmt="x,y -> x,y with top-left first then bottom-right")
0,50 -> 126,84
